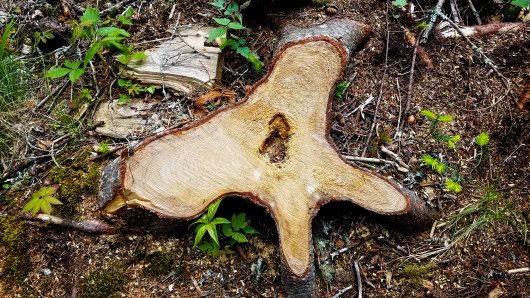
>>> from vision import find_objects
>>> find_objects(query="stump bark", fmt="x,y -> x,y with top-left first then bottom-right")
99,19 -> 436,297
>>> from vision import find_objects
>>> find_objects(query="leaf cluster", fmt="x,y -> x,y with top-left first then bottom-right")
207,0 -> 263,72
421,109 -> 460,149
421,154 -> 462,193
33,30 -> 55,52
46,7 -> 147,83
189,199 -> 258,257
511,0 -> 529,8
21,186 -> 63,216
334,81 -> 348,100
117,79 -> 155,103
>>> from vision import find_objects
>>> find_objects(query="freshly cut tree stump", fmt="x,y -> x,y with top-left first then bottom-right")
99,19 -> 436,297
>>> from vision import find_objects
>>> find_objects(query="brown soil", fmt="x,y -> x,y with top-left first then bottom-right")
0,0 -> 529,297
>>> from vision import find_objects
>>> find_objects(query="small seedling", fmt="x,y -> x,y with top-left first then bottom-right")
421,109 -> 460,149
117,79 -> 155,103
475,132 -> 490,148
22,186 -> 63,216
189,199 -> 258,257
208,0 -> 263,72
33,30 -> 55,51
334,81 -> 348,100
444,179 -> 462,193
46,59 -> 84,82
421,154 -> 463,193
421,154 -> 445,175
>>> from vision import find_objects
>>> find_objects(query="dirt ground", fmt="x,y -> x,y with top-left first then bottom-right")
0,0 -> 529,297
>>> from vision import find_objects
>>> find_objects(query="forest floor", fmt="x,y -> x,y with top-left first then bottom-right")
0,0 -> 529,297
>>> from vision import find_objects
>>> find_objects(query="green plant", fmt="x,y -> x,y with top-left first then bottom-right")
116,79 -> 155,103
21,186 -> 63,216
33,30 -> 55,51
448,188 -> 528,245
511,0 -> 529,8
0,19 -> 33,112
207,0 -> 263,72
475,132 -> 490,148
97,141 -> 110,153
334,81 -> 348,100
444,179 -> 462,193
392,0 -> 407,8
46,7 -> 147,83
421,154 -> 445,175
189,199 -> 258,257
421,109 -> 460,149
421,154 -> 463,193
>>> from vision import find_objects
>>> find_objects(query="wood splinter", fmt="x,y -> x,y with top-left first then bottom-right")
99,19 -> 436,297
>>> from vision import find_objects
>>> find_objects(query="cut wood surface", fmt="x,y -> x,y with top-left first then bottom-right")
99,19 -> 435,297
123,26 -> 223,93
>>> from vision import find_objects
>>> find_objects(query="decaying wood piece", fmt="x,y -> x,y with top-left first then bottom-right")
123,26 -> 223,93
436,21 -> 526,38
517,78 -> 530,110
99,19 -> 436,297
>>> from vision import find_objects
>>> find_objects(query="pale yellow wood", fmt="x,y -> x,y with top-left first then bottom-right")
124,26 -> 222,93
108,40 -> 409,277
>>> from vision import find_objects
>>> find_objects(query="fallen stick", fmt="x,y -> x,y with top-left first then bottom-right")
466,0 -> 482,25
380,146 -> 409,170
331,285 -> 353,298
507,267 -> 530,274
353,260 -> 363,298
421,0 -> 446,43
34,214 -> 115,234
343,155 -> 394,164
437,22 -> 525,38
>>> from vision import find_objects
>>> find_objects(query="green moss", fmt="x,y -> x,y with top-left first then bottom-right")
401,262 -> 438,287
312,0 -> 332,5
143,250 -> 177,277
0,215 -> 29,287
80,269 -> 125,298
48,164 -> 101,217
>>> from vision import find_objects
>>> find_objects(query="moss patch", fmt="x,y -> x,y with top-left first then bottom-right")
0,215 -> 29,289
49,163 -> 100,217
80,269 -> 125,298
401,262 -> 438,287
142,249 -> 177,277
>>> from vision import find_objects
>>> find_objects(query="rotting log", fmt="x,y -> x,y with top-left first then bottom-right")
99,19 -> 436,297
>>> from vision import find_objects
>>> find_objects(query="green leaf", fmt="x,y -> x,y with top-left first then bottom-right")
84,42 -> 101,67
194,224 -> 208,246
69,67 -> 84,82
242,226 -> 258,234
0,18 -> 14,59
97,26 -> 130,37
117,54 -> 129,65
2,183 -> 9,190
231,232 -> 248,243
46,67 -> 70,79
420,110 -> 437,121
475,132 -> 490,147
43,31 -> 55,39
224,2 -> 239,15
222,223 -> 233,237
206,224 -> 220,246
213,17 -> 231,26
35,186 -> 56,197
447,135 -> 460,149
124,7 -> 135,18
117,94 -> 131,103
511,0 -> 529,8
118,79 -> 131,87
392,0 -> 407,8
334,81 -> 348,100
236,46 -> 251,59
444,179 -> 462,193
219,38 -> 238,50
207,199 -> 222,221
146,86 -> 156,94
227,22 -> 245,30
415,21 -> 429,30
32,199 -> 43,216
207,27 -> 227,43
248,54 -> 263,72
46,196 -> 63,205
211,217 -> 230,225
210,0 -> 225,9
80,7 -> 100,26
421,154 -> 445,175
437,115 -> 453,122
117,15 -> 133,26
41,200 -> 52,214
130,51 -> 148,60
22,198 -> 38,213
64,59 -> 80,69
231,213 -> 247,230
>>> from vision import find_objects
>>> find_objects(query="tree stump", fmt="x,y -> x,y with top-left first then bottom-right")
99,19 -> 436,297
